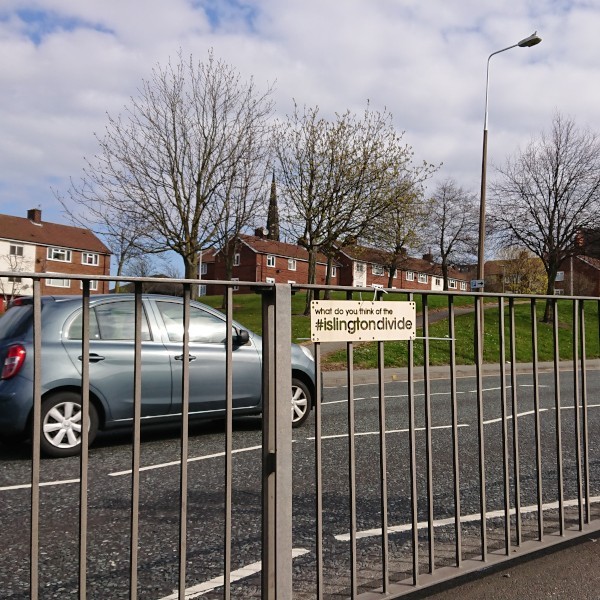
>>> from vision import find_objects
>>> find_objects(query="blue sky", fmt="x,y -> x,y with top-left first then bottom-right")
1,1 -> 599,251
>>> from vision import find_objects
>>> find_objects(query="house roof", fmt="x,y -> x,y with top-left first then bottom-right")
238,234 -> 336,265
338,244 -> 468,280
577,255 -> 600,271
0,213 -> 110,254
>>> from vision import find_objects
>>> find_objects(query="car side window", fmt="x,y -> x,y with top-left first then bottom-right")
66,301 -> 151,341
156,301 -> 228,344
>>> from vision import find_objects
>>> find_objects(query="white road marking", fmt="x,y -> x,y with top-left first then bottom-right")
157,548 -> 310,599
307,423 -> 469,441
334,495 -> 600,542
109,444 -> 263,477
483,408 -> 549,425
0,478 -> 80,492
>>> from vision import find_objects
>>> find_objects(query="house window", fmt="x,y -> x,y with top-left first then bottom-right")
434,277 -> 442,287
406,271 -> 414,281
7,276 -> 22,283
460,281 -> 467,291
372,264 -> 385,276
46,276 -> 70,288
200,263 -> 208,276
355,262 -> 365,273
198,284 -> 207,296
232,277 -> 239,291
266,277 -> 275,284
47,247 -> 72,263
448,279 -> 457,289
418,273 -> 428,284
287,280 -> 296,284
267,255 -> 276,268
233,253 -> 240,267
82,252 -> 99,266
330,266 -> 336,278
80,280 -> 99,291
9,244 -> 24,257
554,288 -> 564,295
288,258 -> 297,271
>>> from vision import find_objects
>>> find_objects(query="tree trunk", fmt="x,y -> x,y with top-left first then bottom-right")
323,255 -> 334,300
303,249 -> 318,315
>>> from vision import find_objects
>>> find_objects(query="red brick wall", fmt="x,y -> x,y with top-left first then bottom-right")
36,246 -> 111,295
204,247 -> 338,295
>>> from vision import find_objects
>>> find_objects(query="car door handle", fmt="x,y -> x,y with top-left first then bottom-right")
79,353 -> 105,363
174,354 -> 197,362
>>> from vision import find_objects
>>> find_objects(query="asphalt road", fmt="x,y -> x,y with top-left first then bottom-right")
1,367 -> 599,599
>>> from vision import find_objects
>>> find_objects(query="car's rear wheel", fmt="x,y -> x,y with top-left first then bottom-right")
291,378 -> 312,428
40,392 -> 98,458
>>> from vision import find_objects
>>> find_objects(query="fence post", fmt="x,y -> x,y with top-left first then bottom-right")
261,284 -> 293,599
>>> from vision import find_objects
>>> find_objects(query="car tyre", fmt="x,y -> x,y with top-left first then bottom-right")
291,378 -> 312,428
40,392 -> 98,458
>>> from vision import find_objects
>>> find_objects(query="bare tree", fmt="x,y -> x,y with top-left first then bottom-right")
367,169 -> 436,288
491,114 -> 600,320
273,103 -> 420,313
0,253 -> 33,305
62,50 -> 274,295
420,179 -> 478,290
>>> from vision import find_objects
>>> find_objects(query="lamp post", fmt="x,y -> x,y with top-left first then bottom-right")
476,32 -> 542,289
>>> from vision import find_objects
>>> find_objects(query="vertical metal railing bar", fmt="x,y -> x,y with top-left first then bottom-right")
498,298 -> 510,556
178,285 -> 191,599
408,292 -> 418,585
30,278 -> 42,600
273,285 -> 293,598
223,286 -> 233,600
261,284 -> 293,599
314,342 -> 324,600
261,292 -> 275,598
530,299 -> 544,541
508,298 -> 522,546
552,299 -> 565,536
572,300 -> 584,531
449,296 -> 461,567
579,301 -> 590,525
422,295 -> 434,573
474,296 -> 487,560
377,340 -> 389,592
347,341 -> 358,599
78,282 -> 91,599
129,283 -> 143,600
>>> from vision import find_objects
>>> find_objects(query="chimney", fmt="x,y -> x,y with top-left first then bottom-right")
423,252 -> 433,263
27,208 -> 42,224
255,227 -> 268,238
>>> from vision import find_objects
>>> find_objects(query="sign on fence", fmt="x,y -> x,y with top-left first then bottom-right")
310,300 -> 416,343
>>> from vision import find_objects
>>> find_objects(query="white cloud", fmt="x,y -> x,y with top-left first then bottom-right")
0,0 -> 599,227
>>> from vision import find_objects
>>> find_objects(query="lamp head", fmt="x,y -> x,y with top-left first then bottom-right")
518,32 -> 542,47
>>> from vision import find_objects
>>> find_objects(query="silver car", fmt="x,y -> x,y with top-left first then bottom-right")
0,294 -> 316,458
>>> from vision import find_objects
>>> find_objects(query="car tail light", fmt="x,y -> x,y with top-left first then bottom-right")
1,345 -> 26,380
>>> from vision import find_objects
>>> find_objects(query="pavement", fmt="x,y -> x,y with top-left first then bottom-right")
320,359 -> 600,599
417,534 -> 600,600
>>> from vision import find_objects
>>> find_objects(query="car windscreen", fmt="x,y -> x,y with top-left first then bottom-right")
0,305 -> 34,340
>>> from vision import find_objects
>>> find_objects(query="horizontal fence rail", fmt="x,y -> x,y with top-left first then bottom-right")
1,273 -> 600,599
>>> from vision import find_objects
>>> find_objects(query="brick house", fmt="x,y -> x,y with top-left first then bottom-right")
201,230 -> 340,295
335,245 -> 471,292
554,255 -> 600,296
0,208 -> 111,305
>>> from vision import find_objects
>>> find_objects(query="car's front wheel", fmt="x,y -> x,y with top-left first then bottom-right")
291,378 -> 312,428
40,392 -> 98,458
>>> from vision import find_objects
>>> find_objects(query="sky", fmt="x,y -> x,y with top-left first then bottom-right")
1,1 -> 599,240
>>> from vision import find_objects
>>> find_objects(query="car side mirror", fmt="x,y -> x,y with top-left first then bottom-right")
234,329 -> 250,345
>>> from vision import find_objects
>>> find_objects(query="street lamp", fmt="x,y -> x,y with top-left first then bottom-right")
476,32 -> 542,290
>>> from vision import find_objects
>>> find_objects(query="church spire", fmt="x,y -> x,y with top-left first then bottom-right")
266,171 -> 280,241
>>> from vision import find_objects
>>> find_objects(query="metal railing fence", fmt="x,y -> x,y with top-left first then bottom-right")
2,273 -> 600,598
